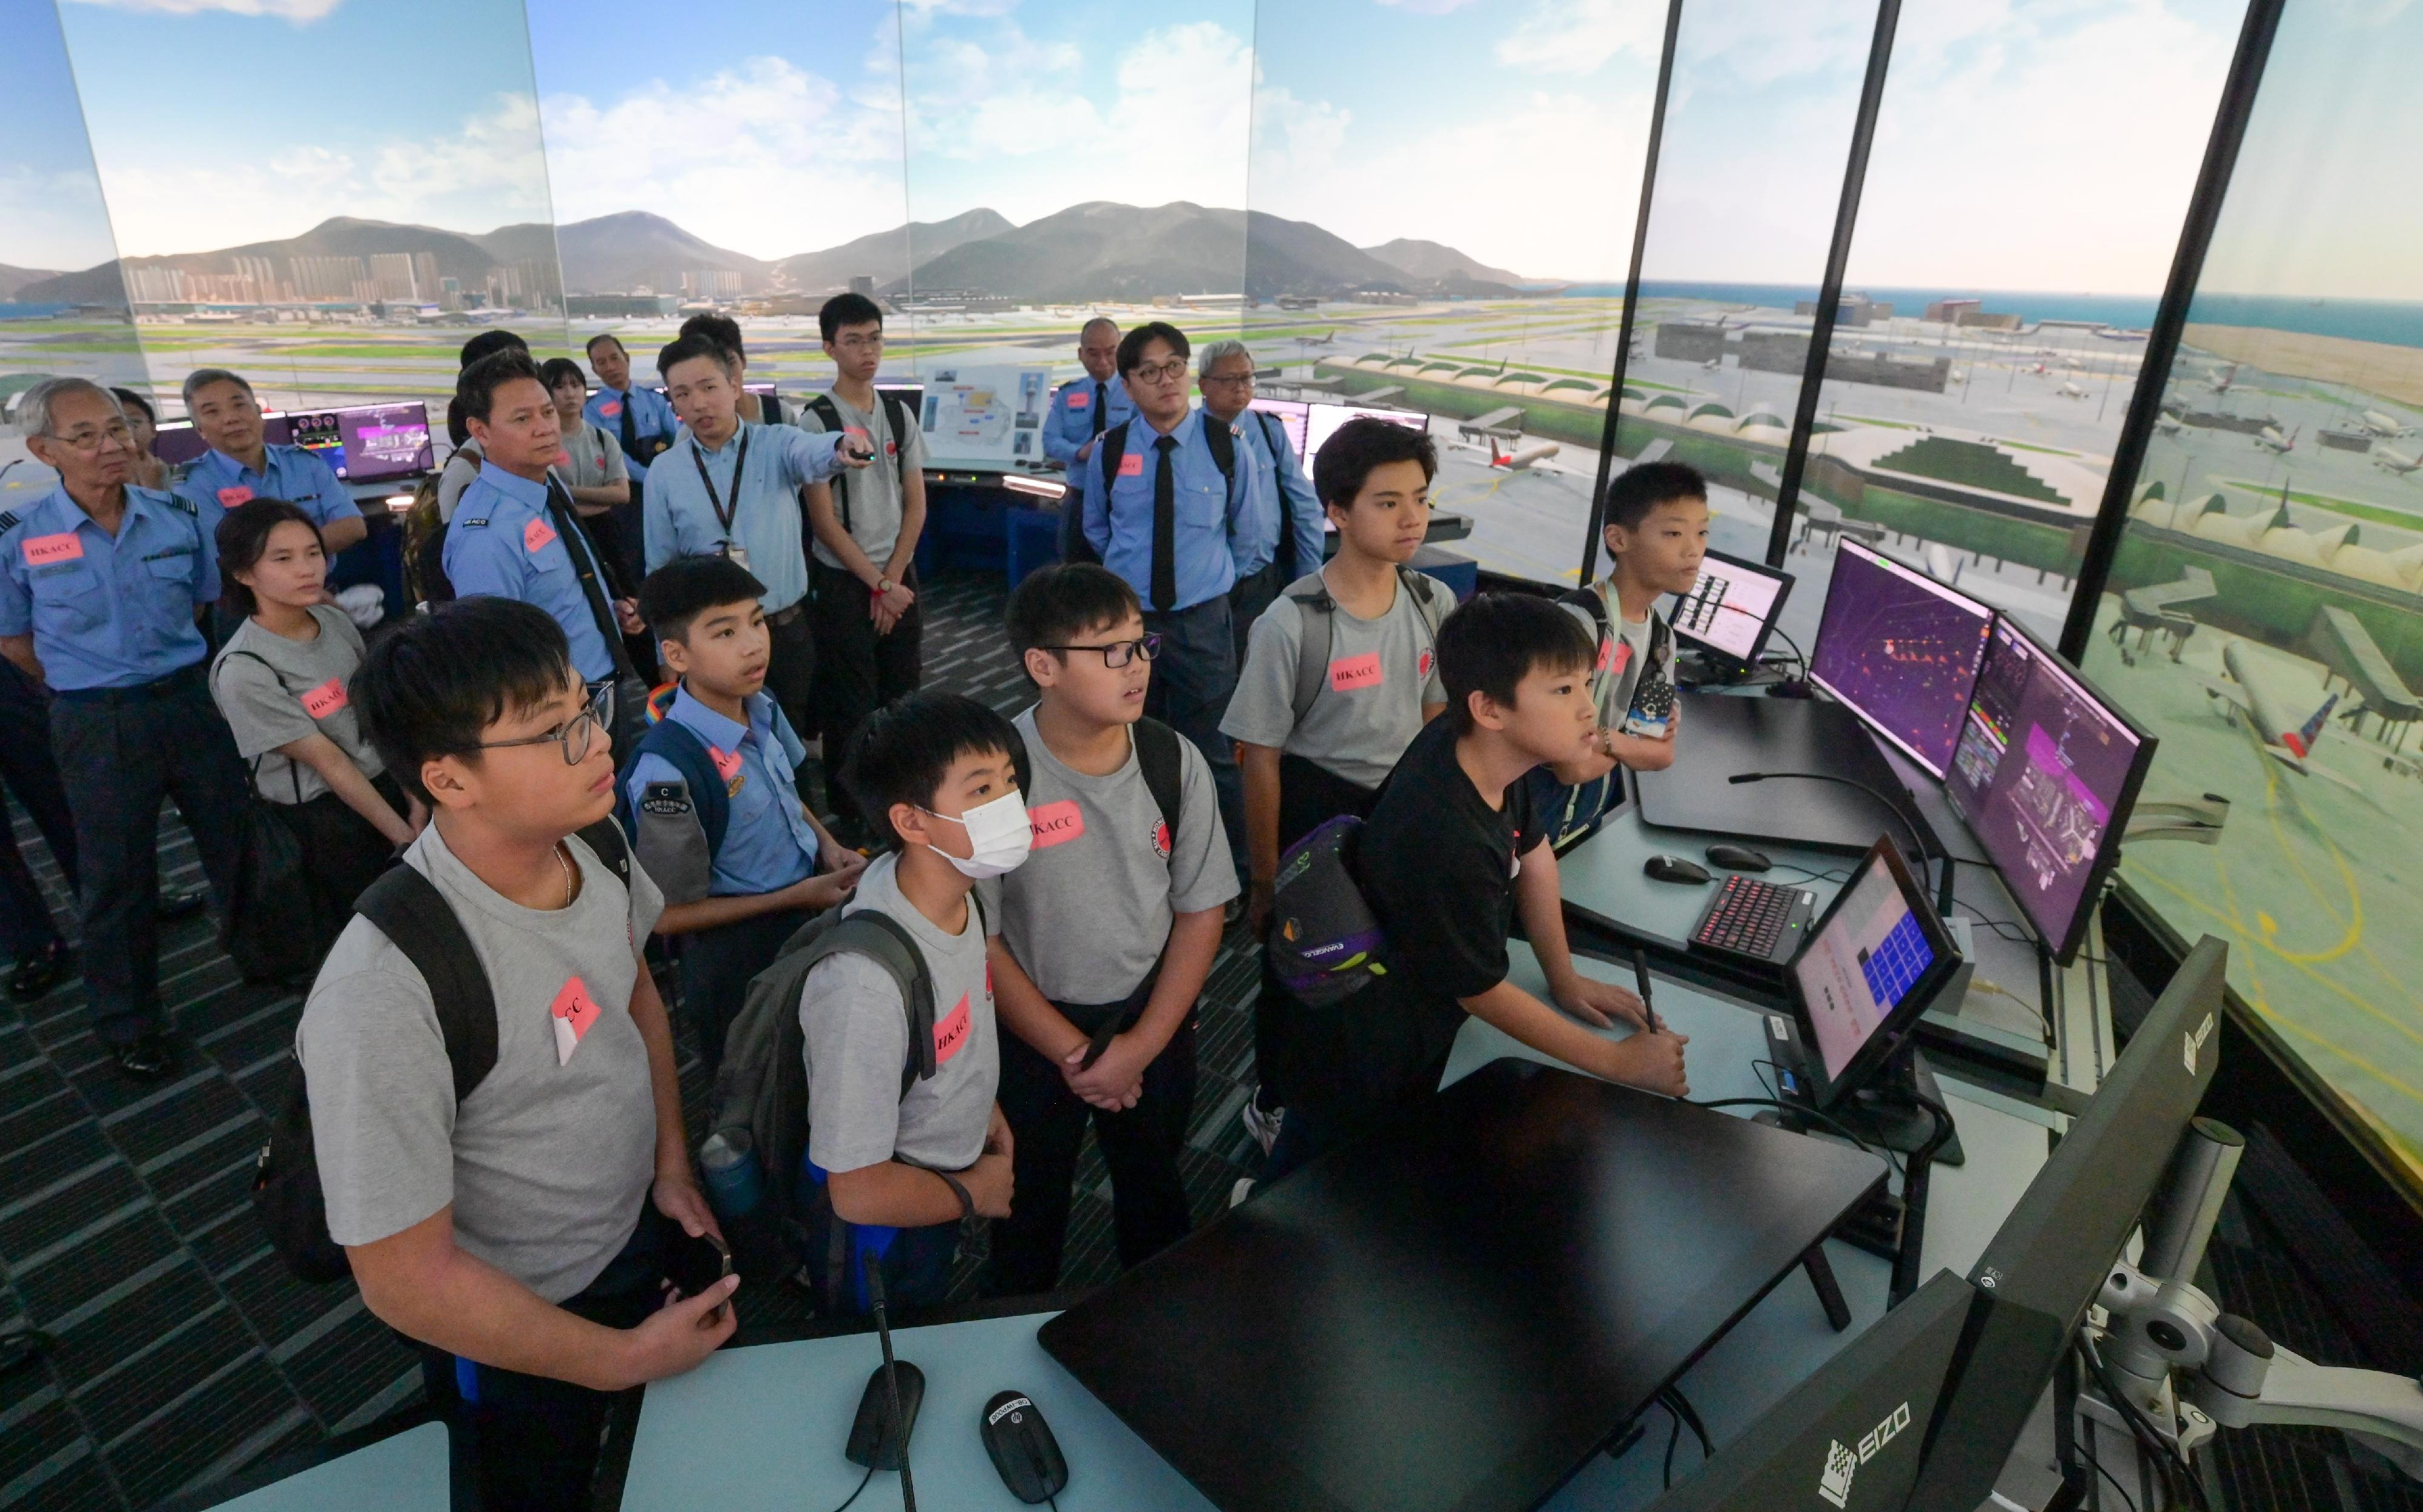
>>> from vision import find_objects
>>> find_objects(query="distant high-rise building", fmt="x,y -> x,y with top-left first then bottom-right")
231,255 -> 280,302
290,254 -> 369,302
126,264 -> 188,304
370,253 -> 419,301
1925,297 -> 1982,323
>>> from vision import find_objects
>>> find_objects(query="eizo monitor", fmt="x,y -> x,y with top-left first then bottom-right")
288,403 -> 434,483
1780,838 -> 1963,1112
1809,540 -> 1995,777
1247,397 -> 1311,460
1668,548 -> 1794,666
1303,402 -> 1425,471
1945,616 -> 2155,966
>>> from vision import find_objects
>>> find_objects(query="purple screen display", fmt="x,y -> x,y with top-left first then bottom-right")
1809,543 -> 1995,775
148,403 -> 431,482
1945,619 -> 2143,948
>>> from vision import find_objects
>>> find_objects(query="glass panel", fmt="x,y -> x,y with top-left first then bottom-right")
2080,1 -> 2423,1181
51,0 -> 566,414
1242,0 -> 1665,585
1615,0 -> 1875,603
531,0 -> 915,394
1797,0 -> 2246,652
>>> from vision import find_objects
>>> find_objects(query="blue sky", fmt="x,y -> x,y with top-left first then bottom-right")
0,0 -> 120,272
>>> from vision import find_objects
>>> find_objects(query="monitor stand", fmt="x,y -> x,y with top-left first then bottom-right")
1763,1046 -> 1963,1307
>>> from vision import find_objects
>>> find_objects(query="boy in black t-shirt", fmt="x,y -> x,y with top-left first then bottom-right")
1260,592 -> 1692,1183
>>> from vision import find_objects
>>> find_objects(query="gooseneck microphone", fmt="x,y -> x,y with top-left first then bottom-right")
1726,770 -> 1955,918
864,1250 -> 918,1512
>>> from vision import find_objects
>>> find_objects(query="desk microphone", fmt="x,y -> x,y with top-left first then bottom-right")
1725,771 -> 1954,917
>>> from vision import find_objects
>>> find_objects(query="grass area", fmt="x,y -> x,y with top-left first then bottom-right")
1835,413 -> 1923,430
1871,436 -> 2069,505
2000,438 -> 2080,456
2210,477 -> 2423,532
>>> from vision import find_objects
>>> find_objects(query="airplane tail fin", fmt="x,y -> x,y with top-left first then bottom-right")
2285,692 -> 2341,757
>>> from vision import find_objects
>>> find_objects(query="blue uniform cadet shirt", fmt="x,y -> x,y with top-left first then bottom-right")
177,444 -> 361,537
1229,407 -> 1325,579
642,420 -> 846,615
1081,408 -> 1259,613
1044,374 -> 1135,470
0,484 -> 218,692
624,685 -> 821,897
584,385 -> 680,481
443,461 -> 618,683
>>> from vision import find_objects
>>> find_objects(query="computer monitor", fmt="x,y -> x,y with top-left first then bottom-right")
1302,402 -> 1425,471
1782,838 -> 1963,1111
1808,540 -> 1995,777
1945,616 -> 2155,966
1248,397 -> 1311,461
285,402 -> 435,483
1646,1270 -> 1978,1511
1669,548 -> 1794,667
1900,936 -> 2227,1508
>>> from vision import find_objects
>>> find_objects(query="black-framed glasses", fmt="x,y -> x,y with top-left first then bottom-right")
476,682 -> 615,765
1038,634 -> 1162,668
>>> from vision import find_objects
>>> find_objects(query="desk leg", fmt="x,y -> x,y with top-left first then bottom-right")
1801,1245 -> 1852,1333
1892,1149 -> 1935,1308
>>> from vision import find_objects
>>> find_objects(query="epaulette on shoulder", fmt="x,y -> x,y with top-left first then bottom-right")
0,510 -> 19,535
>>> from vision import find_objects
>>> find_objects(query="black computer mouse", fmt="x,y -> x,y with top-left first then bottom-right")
1706,844 -> 1772,872
982,1389 -> 1069,1504
1643,854 -> 1712,885
845,1361 -> 924,1470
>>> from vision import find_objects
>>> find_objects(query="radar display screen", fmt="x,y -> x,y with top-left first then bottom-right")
1809,540 -> 1994,775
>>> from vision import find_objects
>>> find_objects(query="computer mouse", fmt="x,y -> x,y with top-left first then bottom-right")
845,1361 -> 924,1470
1706,844 -> 1772,872
1643,854 -> 1712,885
981,1390 -> 1069,1504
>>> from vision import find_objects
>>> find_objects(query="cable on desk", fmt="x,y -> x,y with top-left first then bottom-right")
2083,1433 -> 2140,1512
1660,1399 -> 1683,1490
1662,1386 -> 1713,1459
823,1462 -> 876,1512
1765,625 -> 1809,678
2077,1336 -> 2209,1511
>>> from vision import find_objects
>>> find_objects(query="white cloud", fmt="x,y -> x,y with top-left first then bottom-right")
1374,0 -> 1485,14
0,168 -> 124,273
1496,0 -> 1665,76
61,0 -> 340,22
540,56 -> 907,261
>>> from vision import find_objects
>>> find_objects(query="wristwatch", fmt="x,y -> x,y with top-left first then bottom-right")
876,577 -> 895,595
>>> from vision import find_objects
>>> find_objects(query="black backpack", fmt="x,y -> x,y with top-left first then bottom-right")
251,820 -> 632,1282
804,391 -> 915,537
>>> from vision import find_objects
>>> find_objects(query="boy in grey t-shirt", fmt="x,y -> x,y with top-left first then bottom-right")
986,565 -> 1238,1294
299,598 -> 735,1509
804,689 -> 1020,1313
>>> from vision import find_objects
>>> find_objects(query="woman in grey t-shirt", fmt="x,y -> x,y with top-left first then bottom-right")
209,500 -> 420,946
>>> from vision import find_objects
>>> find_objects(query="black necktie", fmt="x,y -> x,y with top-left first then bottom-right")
617,391 -> 639,462
1091,382 -> 1107,437
545,479 -> 638,682
1150,435 -> 1178,612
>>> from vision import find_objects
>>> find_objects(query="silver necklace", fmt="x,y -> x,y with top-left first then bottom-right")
555,843 -> 573,907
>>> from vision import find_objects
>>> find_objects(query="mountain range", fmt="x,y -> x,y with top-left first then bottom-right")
12,203 -> 1525,306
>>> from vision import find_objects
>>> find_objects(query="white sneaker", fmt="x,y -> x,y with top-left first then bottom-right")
1241,1097 -> 1283,1156
1229,1178 -> 1256,1209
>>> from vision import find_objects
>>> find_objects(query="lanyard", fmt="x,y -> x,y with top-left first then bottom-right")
690,428 -> 753,540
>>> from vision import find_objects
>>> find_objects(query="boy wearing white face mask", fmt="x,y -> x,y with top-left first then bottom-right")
800,690 -> 1027,1311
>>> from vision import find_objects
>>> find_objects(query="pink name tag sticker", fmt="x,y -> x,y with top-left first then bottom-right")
21,531 -> 82,567
1067,390 -> 1090,409
1597,637 -> 1631,677
934,992 -> 972,1066
216,486 -> 254,509
1329,651 -> 1384,692
300,677 -> 348,719
1027,800 -> 1084,849
1418,648 -> 1435,680
555,449 -> 572,468
1117,453 -> 1144,478
599,399 -> 623,418
523,518 -> 557,554
551,976 -> 602,1066
707,744 -> 744,784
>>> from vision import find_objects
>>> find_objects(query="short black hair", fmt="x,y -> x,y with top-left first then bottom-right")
459,329 -> 529,369
1437,591 -> 1595,734
679,312 -> 744,361
843,690 -> 1023,849
457,348 -> 547,426
1116,321 -> 1189,377
1602,460 -> 1709,534
819,293 -> 883,342
539,356 -> 586,393
657,334 -> 736,385
583,332 -> 626,359
110,386 -> 156,425
214,497 -> 320,618
1005,563 -> 1140,680
1313,417 -> 1436,509
640,554 -> 767,644
354,597 -> 575,806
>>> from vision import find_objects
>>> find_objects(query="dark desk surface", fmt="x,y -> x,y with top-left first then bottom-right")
1038,1059 -> 1887,1512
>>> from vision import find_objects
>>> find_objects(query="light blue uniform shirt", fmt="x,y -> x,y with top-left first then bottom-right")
584,385 -> 680,481
1081,408 -> 1259,613
443,462 -> 617,683
625,686 -> 820,897
177,444 -> 360,538
1227,407 -> 1325,580
643,420 -> 846,615
1044,374 -> 1134,469
0,484 -> 217,691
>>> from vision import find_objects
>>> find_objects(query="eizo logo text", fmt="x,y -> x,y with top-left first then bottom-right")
1815,1400 -> 1910,1507
2184,1011 -> 2215,1074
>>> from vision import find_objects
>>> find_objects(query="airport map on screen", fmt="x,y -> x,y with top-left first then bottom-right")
1669,557 -> 1788,661
1809,542 -> 1995,775
1791,859 -> 1935,1081
920,366 -> 1052,466
339,403 -> 434,482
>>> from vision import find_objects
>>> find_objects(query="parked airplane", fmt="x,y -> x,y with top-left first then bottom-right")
2374,444 -> 2423,476
2196,642 -> 2360,791
2359,409 -> 2412,438
1487,436 -> 1568,474
2057,379 -> 2089,399
2255,424 -> 2298,455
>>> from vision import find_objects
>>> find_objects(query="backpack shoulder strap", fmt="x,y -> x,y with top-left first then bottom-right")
880,392 -> 912,483
1202,414 -> 1236,487
1098,419 -> 1132,505
1285,572 -> 1337,724
1254,409 -> 1282,459
632,715 -> 731,852
1557,585 -> 1613,643
1400,567 -> 1450,642
354,865 -> 497,1102
798,910 -> 939,1098
1132,717 -> 1184,863
576,815 -> 631,887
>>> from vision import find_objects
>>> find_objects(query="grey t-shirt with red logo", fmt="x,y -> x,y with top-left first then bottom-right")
1221,568 -> 1454,791
798,390 -> 927,571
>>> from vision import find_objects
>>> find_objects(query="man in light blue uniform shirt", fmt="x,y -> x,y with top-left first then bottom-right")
0,379 -> 247,1082
583,333 -> 679,482
1081,320 -> 1256,879
1198,339 -> 1325,662
1047,318 -> 1132,562
644,333 -> 866,740
176,368 -> 365,554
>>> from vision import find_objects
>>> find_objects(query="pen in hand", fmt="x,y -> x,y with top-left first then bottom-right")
1630,946 -> 1665,1035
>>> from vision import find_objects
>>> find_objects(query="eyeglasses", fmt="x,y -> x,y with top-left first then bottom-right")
1199,371 -> 1255,388
46,422 -> 134,455
1038,634 -> 1162,668
477,683 -> 615,765
1130,360 -> 1190,385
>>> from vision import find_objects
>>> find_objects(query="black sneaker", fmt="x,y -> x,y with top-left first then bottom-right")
110,1032 -> 178,1083
8,940 -> 67,1001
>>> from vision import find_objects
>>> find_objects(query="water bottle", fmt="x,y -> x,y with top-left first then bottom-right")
698,1129 -> 763,1220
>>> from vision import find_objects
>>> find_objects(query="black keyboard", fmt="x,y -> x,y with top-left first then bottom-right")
1692,875 -> 1803,959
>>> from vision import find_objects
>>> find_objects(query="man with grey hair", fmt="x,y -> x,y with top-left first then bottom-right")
1044,318 -> 1135,561
175,367 -> 366,554
1199,340 -> 1322,656
0,378 -> 248,1081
